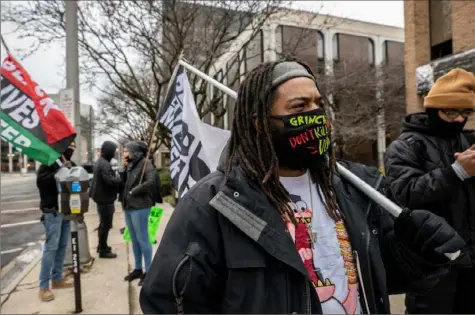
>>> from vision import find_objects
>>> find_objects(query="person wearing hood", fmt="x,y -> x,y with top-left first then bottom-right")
139,58 -> 465,314
384,68 -> 475,313
121,140 -> 156,286
37,141 -> 77,302
90,141 -> 122,259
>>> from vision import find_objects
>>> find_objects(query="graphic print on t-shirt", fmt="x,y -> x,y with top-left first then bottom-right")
280,173 -> 362,315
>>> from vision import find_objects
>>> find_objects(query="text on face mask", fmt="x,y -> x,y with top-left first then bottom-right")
289,114 -> 327,127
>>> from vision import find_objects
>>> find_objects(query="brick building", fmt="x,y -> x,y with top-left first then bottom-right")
404,0 -> 475,129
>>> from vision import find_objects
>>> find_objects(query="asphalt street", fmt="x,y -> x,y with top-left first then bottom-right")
1,174 -> 45,291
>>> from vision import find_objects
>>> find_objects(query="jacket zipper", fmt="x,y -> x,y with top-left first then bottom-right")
171,255 -> 193,314
354,250 -> 371,314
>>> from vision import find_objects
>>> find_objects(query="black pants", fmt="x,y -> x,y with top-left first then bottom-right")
405,268 -> 475,314
97,203 -> 115,252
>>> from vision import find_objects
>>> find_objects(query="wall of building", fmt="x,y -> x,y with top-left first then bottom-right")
404,0 -> 475,129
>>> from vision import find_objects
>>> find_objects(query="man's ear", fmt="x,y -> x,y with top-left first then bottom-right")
252,113 -> 258,129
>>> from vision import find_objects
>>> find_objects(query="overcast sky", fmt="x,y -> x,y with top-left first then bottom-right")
0,0 -> 404,146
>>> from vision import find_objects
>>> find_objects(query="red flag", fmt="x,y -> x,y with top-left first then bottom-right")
1,55 -> 76,154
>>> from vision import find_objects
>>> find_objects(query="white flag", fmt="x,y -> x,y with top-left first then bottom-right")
158,66 -> 231,197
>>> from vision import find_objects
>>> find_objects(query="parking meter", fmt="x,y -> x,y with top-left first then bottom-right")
55,166 -> 90,313
55,166 -> 90,217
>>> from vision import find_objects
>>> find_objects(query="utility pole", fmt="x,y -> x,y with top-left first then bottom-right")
66,0 -> 82,164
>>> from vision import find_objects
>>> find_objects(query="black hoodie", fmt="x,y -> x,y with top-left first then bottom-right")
90,141 -> 122,204
385,112 -> 475,266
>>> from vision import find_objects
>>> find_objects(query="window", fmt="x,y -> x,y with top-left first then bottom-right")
332,33 -> 340,62
211,70 -> 225,128
161,152 -> 170,167
225,56 -> 240,130
244,30 -> 264,73
276,25 -> 324,73
317,32 -> 324,61
368,38 -> 375,66
429,0 -> 452,60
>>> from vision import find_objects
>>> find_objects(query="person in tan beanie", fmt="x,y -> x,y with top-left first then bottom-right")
384,68 -> 475,314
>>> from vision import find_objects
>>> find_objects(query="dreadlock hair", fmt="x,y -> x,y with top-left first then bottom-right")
225,56 -> 341,224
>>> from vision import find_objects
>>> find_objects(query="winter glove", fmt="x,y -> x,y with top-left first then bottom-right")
394,209 -> 465,265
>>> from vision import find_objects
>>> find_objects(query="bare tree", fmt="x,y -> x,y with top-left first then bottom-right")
319,60 -> 406,159
1,0 -> 304,147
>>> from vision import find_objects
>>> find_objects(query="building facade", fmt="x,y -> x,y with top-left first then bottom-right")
404,0 -> 475,129
155,6 -> 405,168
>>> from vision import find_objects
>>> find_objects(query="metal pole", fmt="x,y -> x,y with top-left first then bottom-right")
66,0 -> 82,165
8,142 -> 13,173
65,2 -> 84,312
176,59 -> 467,260
70,220 -> 83,313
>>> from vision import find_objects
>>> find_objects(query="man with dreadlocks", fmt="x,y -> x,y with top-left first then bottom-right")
140,58 -> 464,314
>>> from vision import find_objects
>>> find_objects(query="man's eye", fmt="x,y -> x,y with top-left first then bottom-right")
293,103 -> 305,108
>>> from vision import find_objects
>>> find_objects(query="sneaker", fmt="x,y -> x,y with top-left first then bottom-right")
39,288 -> 54,302
52,278 -> 74,289
99,251 -> 118,259
124,269 -> 143,282
138,273 -> 147,286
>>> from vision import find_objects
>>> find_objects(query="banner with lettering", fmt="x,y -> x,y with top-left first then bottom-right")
158,65 -> 230,197
1,55 -> 76,165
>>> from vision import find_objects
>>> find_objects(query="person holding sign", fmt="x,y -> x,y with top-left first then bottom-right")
140,58 -> 464,314
384,68 -> 475,314
37,141 -> 76,302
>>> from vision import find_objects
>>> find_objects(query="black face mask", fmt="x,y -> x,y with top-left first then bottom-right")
63,148 -> 75,161
426,109 -> 467,138
269,108 -> 331,170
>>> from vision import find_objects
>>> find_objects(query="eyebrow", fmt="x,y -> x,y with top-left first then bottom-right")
285,95 -> 322,105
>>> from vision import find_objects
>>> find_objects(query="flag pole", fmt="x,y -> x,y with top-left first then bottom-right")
138,50 -> 185,184
177,59 -> 400,218
1,34 -> 67,169
0,34 -> 12,55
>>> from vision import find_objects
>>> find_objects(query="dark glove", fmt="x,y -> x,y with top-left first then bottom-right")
394,209 -> 465,265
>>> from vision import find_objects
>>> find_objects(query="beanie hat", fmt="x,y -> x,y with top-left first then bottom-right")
271,61 -> 315,89
424,68 -> 475,109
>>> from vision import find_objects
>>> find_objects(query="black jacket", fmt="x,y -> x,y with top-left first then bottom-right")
121,142 -> 156,211
37,160 -> 76,211
385,113 -> 475,267
90,141 -> 121,204
140,157 -> 442,314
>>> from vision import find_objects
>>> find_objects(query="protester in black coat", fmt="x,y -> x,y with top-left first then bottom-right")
37,141 -> 76,302
140,59 -> 464,314
90,141 -> 122,258
385,68 -> 475,314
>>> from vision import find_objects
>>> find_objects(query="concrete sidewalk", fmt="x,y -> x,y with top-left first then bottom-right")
0,202 -> 174,314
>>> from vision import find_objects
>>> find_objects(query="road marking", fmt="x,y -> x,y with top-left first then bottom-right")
1,199 -> 39,205
1,242 -> 38,256
1,220 -> 41,228
1,248 -> 24,255
2,208 -> 38,214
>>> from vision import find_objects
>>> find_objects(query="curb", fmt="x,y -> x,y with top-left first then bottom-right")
1,246 -> 42,304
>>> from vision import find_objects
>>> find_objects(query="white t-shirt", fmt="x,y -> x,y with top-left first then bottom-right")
280,171 -> 362,314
